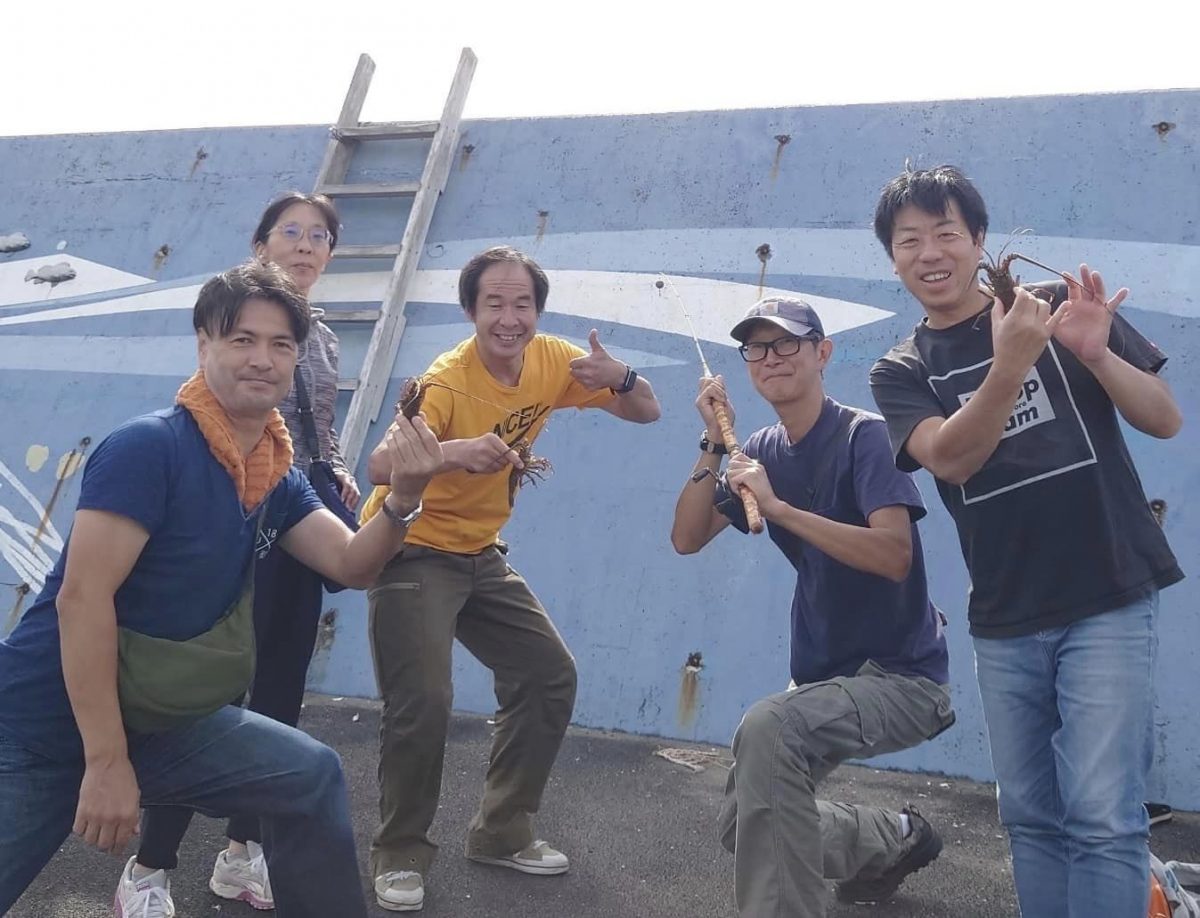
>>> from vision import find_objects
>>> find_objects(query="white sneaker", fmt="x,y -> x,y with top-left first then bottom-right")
469,839 -> 570,876
374,870 -> 424,912
114,856 -> 176,918
209,840 -> 274,910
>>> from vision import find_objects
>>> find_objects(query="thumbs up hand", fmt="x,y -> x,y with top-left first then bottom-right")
569,328 -> 629,391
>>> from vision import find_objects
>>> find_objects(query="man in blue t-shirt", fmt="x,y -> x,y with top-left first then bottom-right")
0,262 -> 443,918
671,297 -> 954,918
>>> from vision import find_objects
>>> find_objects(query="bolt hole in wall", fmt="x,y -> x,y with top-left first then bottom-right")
1153,121 -> 1175,138
459,142 -> 475,171
1150,499 -> 1167,526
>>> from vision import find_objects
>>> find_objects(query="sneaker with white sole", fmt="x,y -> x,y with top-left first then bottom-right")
114,856 -> 176,918
469,839 -> 570,876
1146,802 -> 1174,828
374,870 -> 424,912
209,840 -> 274,910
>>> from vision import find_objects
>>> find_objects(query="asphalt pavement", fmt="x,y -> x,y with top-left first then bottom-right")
11,695 -> 1200,917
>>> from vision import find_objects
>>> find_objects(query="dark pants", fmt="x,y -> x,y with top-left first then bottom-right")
138,548 -> 324,869
368,544 -> 577,878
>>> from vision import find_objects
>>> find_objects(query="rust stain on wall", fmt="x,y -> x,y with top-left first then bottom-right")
770,134 -> 791,180
153,244 -> 171,272
189,146 -> 209,177
756,243 -> 772,297
677,651 -> 703,727
459,143 -> 476,171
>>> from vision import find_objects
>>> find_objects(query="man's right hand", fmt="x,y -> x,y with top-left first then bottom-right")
386,413 -> 444,510
454,433 -> 525,474
990,286 -> 1065,379
74,754 -> 141,854
695,374 -> 734,441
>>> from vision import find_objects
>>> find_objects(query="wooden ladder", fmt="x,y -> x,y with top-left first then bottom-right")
314,48 -> 476,469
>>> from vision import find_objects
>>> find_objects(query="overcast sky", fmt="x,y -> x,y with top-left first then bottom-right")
4,0 -> 1197,136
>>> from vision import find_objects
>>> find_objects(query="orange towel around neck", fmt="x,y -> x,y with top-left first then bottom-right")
176,372 -> 293,511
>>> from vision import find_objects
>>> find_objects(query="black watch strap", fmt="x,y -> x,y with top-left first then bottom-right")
699,432 -> 728,455
611,364 -> 638,395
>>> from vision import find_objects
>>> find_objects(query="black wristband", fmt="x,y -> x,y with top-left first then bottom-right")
699,432 -> 728,455
611,364 -> 637,395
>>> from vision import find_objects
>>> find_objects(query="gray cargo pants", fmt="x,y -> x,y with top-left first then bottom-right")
718,660 -> 954,917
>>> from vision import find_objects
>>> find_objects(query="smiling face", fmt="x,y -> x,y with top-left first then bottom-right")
254,202 -> 333,295
470,260 -> 540,377
198,297 -> 299,420
742,320 -> 831,408
889,199 -> 986,327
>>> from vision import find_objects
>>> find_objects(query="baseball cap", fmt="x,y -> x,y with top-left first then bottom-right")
729,296 -> 825,343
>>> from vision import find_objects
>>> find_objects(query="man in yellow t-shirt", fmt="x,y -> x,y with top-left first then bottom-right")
361,245 -> 661,912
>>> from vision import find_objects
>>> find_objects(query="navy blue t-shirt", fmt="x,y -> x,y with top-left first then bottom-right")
718,398 -> 949,687
0,406 -> 324,760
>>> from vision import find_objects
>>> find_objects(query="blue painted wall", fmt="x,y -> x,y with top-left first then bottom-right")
2,91 -> 1196,804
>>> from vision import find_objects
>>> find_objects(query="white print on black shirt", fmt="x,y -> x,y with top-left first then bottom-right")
958,365 -> 1057,439
928,343 -> 1097,505
256,526 -> 279,559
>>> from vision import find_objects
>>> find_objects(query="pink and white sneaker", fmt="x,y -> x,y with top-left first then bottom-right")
208,840 -> 274,910
114,856 -> 176,917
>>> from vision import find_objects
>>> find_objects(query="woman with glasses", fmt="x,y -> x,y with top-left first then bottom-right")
113,192 -> 360,916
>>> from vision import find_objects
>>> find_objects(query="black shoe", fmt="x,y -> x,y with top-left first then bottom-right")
835,805 -> 943,904
1146,802 -> 1173,828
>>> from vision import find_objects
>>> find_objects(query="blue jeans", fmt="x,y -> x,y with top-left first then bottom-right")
974,593 -> 1158,918
0,706 -> 367,917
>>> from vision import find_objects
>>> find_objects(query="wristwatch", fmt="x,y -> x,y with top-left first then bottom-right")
699,431 -> 728,455
380,496 -> 423,529
611,363 -> 638,395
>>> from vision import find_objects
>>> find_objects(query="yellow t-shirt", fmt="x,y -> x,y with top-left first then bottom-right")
360,334 -> 615,553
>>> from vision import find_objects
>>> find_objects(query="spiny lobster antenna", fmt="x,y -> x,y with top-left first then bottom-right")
994,227 -> 1035,262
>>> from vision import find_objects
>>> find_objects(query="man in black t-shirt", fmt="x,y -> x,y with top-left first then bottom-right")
869,164 -> 1183,918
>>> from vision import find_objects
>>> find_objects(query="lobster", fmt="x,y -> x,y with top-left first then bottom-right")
508,438 -> 553,507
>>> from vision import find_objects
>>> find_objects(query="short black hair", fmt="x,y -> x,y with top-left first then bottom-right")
873,164 -> 989,258
458,245 -> 549,316
252,191 -> 340,251
193,261 -> 311,344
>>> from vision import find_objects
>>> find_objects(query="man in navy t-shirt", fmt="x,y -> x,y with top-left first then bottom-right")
671,297 -> 954,918
0,262 -> 443,918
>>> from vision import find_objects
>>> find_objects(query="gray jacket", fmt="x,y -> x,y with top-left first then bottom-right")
281,310 -> 349,476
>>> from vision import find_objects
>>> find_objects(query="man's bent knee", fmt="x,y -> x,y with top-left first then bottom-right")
733,696 -> 790,756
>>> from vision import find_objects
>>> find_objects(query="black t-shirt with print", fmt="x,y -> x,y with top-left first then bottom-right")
869,281 -> 1182,638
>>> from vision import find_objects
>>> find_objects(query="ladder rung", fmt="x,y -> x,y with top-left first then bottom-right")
322,309 -> 381,322
334,121 -> 439,141
337,378 -> 360,391
316,182 -> 419,198
333,244 -> 401,259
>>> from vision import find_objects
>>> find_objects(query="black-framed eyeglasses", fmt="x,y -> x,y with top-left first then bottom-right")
271,222 -> 333,248
738,333 -> 819,363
